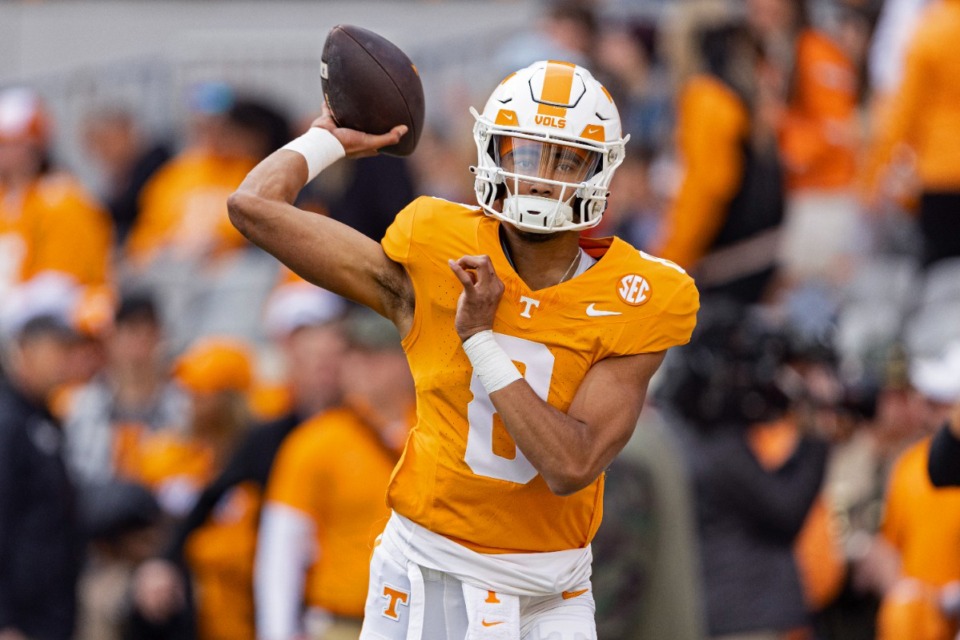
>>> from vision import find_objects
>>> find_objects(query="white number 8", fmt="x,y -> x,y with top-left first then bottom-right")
464,333 -> 555,483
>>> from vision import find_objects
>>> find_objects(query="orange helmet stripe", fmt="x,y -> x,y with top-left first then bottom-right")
537,60 -> 576,118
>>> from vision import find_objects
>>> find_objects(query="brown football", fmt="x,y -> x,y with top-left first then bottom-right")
320,24 -> 425,157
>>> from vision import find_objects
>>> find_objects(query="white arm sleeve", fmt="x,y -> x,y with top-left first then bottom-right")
868,0 -> 929,94
255,502 -> 318,640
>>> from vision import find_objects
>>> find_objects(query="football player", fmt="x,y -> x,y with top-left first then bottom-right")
229,60 -> 699,640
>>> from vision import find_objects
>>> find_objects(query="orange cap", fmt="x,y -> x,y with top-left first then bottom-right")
173,338 -> 254,394
0,88 -> 51,146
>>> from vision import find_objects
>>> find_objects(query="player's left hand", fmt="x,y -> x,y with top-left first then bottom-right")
449,255 -> 504,341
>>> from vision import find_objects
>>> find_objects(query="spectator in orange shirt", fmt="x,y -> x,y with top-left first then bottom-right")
864,0 -> 960,267
651,21 -> 785,304
127,337 -> 258,640
778,5 -> 874,287
124,85 -> 291,269
870,345 -> 960,640
124,90 -> 294,353
131,283 -> 348,640
256,309 -> 414,640
0,87 -> 114,300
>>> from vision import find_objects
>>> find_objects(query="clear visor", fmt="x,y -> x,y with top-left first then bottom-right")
495,136 -> 601,185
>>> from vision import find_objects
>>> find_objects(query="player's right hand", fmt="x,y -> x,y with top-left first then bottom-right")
311,104 -> 407,159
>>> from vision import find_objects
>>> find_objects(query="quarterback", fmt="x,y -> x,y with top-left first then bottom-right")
229,60 -> 698,640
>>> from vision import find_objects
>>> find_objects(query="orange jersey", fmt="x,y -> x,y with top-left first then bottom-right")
0,173 -> 113,294
131,432 -> 258,640
381,196 -> 699,553
125,150 -> 254,265
881,437 -> 960,587
265,406 -> 402,617
652,76 -> 749,269
780,29 -> 860,192
865,0 -> 960,193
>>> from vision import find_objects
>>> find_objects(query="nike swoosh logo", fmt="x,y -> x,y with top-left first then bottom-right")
481,620 -> 504,627
586,126 -> 601,134
562,588 -> 589,600
586,303 -> 621,317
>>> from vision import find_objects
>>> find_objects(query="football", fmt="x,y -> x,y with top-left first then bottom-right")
320,24 -> 425,157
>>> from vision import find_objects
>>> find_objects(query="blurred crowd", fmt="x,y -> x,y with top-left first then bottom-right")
3,0 -> 960,639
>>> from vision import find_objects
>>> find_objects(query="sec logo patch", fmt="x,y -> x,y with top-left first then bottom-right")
617,274 -> 651,306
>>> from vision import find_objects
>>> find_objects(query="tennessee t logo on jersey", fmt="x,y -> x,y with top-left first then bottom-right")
381,584 -> 410,621
519,295 -> 540,318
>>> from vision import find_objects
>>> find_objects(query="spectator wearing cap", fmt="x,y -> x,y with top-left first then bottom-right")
124,337 -> 256,640
0,87 -> 114,302
256,307 -> 414,640
253,276 -> 349,420
63,290 -> 188,485
133,283 -> 348,640
0,286 -> 90,640
867,345 -> 960,640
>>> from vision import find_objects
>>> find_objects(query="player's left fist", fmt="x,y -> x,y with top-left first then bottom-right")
448,255 -> 504,341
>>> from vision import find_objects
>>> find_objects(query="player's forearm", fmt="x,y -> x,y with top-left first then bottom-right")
237,149 -> 310,204
229,123 -> 348,239
490,383 -> 617,496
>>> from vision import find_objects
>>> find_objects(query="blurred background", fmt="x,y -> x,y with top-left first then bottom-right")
4,0 -> 960,639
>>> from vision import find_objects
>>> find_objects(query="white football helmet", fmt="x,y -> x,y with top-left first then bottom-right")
471,60 -> 628,234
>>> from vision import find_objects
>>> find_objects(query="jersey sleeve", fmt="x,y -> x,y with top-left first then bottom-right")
381,197 -> 422,266
639,273 -> 700,352
265,420 -> 326,518
608,266 -> 699,357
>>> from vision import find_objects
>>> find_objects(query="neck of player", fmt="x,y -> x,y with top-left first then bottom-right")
500,224 -> 582,291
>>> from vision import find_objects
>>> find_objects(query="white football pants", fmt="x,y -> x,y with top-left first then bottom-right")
358,538 -> 596,640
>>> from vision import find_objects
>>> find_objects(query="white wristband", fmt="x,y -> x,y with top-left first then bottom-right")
281,128 -> 345,182
462,330 -> 522,394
